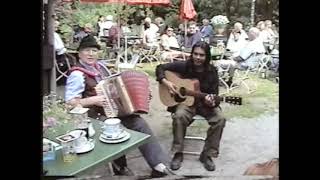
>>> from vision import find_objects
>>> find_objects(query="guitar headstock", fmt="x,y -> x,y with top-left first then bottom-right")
224,96 -> 242,105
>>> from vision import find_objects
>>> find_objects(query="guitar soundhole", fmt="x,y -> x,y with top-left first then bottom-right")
173,94 -> 186,103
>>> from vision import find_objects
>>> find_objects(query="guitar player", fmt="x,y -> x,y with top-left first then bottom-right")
155,41 -> 226,172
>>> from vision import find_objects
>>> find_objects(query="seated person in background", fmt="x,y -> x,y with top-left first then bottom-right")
98,15 -> 114,38
264,20 -> 278,52
155,17 -> 166,35
178,22 -> 202,51
216,27 -> 265,86
200,19 -> 214,42
226,22 -> 248,57
108,19 -> 125,48
256,21 -> 272,44
65,35 -> 172,178
155,41 -> 226,172
142,17 -> 159,48
160,26 -> 189,61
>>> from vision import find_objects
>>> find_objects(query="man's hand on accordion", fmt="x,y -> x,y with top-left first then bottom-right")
90,95 -> 107,107
69,96 -> 107,108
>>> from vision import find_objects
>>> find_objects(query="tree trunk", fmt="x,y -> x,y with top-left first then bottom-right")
250,0 -> 256,26
224,0 -> 234,19
235,0 -> 240,17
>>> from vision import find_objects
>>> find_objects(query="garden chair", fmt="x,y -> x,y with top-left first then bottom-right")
138,45 -> 161,66
116,53 -> 141,72
182,114 -> 206,155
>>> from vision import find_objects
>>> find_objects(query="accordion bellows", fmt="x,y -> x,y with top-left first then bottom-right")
95,70 -> 150,117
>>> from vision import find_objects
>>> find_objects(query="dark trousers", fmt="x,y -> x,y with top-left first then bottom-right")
171,104 -> 226,157
113,115 -> 168,169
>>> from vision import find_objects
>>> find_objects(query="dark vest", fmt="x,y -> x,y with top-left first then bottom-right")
70,62 -> 110,119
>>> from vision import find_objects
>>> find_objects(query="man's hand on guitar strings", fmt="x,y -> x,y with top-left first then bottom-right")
205,94 -> 216,107
163,79 -> 178,95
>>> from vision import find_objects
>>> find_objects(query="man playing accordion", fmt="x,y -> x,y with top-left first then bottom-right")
65,35 -> 172,178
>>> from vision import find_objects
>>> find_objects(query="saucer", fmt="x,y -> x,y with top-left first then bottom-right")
74,141 -> 95,154
101,130 -> 127,140
99,131 -> 131,144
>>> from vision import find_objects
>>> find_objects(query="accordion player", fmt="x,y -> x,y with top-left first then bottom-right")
95,70 -> 151,118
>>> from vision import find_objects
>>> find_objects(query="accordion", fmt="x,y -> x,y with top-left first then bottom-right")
95,70 -> 150,118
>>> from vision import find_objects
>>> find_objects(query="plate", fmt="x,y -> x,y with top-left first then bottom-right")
101,130 -> 127,140
74,141 -> 95,154
99,131 -> 131,144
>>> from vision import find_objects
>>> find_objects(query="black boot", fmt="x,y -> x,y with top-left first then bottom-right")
170,153 -> 183,170
199,153 -> 216,171
151,167 -> 175,178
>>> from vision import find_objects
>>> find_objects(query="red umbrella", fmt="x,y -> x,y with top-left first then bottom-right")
179,0 -> 197,47
179,0 -> 197,21
80,0 -> 171,6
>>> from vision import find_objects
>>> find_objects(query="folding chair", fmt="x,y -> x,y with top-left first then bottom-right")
214,51 -> 239,95
258,54 -> 273,78
138,45 -> 161,66
232,53 -> 262,94
116,53 -> 141,72
183,114 -> 206,155
55,54 -> 74,82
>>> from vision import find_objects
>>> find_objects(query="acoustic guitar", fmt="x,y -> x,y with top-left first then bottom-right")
159,71 -> 242,107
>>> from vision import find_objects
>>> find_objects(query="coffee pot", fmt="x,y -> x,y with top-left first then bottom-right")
69,107 -> 95,138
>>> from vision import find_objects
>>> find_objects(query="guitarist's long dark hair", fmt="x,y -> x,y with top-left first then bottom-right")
186,41 -> 213,74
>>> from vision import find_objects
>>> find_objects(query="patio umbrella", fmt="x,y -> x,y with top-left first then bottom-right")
80,0 -> 171,6
179,0 -> 197,47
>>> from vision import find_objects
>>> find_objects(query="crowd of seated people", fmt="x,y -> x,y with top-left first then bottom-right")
54,15 -> 279,82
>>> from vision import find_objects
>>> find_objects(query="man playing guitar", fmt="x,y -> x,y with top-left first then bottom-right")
155,41 -> 226,172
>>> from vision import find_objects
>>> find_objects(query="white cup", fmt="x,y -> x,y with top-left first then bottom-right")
102,118 -> 122,138
69,130 -> 88,148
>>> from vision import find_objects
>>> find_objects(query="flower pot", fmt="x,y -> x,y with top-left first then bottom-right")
214,24 -> 227,35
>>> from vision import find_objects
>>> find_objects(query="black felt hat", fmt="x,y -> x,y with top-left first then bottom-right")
77,35 -> 100,51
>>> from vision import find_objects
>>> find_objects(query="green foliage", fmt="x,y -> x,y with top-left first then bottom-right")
43,95 -> 72,135
54,0 -> 278,44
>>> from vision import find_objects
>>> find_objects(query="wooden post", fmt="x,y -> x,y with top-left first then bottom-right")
47,0 -> 57,97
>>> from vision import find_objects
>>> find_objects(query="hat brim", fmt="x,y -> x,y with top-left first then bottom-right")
77,44 -> 101,51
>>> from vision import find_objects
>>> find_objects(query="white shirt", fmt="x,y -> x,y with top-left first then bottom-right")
143,27 -> 158,47
149,23 -> 159,33
160,34 -> 179,50
227,30 -> 248,57
54,32 -> 66,55
258,30 -> 271,43
99,21 -> 114,37
239,38 -> 265,60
